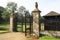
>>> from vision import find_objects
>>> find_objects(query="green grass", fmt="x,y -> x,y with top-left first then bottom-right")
0,24 -> 9,28
0,24 -> 9,33
39,36 -> 60,40
0,24 -> 30,32
17,24 -> 30,32
0,30 -> 8,32
0,30 -> 9,34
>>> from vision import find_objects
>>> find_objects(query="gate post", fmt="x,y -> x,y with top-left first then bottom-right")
32,2 -> 41,38
10,13 -> 14,32
10,12 -> 17,32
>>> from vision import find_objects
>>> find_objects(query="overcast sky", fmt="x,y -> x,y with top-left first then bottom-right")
0,0 -> 60,16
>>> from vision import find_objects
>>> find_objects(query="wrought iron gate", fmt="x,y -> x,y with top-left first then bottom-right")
14,13 -> 33,36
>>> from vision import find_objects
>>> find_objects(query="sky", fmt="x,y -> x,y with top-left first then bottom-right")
0,0 -> 60,16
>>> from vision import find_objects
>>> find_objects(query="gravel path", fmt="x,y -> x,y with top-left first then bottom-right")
0,32 -> 26,40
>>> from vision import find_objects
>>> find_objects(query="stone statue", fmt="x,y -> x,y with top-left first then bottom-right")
35,2 -> 38,9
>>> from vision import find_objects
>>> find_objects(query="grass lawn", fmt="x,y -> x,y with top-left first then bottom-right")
0,24 -> 30,32
0,24 -> 9,33
0,24 -> 9,28
39,36 -> 60,40
0,30 -> 9,34
17,24 -> 30,32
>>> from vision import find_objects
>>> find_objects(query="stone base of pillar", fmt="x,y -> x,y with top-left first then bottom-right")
26,34 -> 39,40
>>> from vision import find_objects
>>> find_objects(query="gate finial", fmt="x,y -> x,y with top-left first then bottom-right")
35,2 -> 38,9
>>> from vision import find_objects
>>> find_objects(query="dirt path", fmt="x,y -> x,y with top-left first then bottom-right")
0,32 -> 26,40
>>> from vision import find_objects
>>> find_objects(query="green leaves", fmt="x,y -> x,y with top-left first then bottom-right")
7,2 -> 17,13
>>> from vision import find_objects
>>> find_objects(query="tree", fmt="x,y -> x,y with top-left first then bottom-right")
6,2 -> 17,13
25,10 -> 31,23
40,16 -> 44,23
2,2 -> 17,23
18,6 -> 26,16
25,10 -> 30,17
17,6 -> 26,22
0,6 -> 5,23
2,9 -> 10,22
17,6 -> 31,23
0,6 -> 5,16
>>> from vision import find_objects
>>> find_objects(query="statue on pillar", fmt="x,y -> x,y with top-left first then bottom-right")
35,2 -> 38,9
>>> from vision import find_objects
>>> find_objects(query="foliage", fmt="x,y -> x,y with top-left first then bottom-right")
2,9 -> 10,22
40,16 -> 44,23
17,6 -> 26,18
6,2 -> 17,13
16,6 -> 25,22
0,6 -> 5,16
17,6 -> 30,23
0,6 -> 5,23
0,2 -> 31,23
18,6 -> 26,15
1,2 -> 17,23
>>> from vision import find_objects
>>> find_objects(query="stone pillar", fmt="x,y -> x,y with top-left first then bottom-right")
32,2 -> 41,38
10,13 -> 14,32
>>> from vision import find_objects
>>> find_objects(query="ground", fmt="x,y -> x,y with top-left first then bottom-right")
0,32 -> 26,40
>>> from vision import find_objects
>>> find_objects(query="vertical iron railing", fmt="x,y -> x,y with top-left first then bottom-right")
25,13 -> 33,36
25,13 -> 26,36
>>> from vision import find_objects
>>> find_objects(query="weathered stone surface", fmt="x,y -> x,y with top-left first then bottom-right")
32,2 -> 41,38
10,15 -> 14,32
